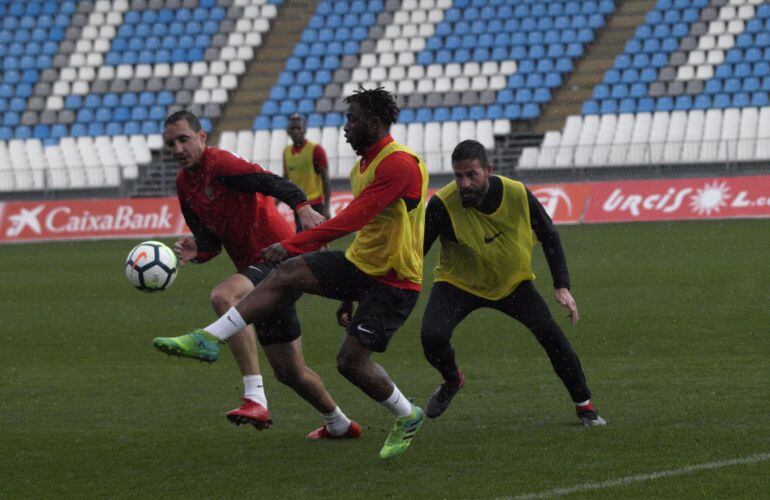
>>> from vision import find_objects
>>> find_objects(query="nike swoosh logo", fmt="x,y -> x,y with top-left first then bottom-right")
227,316 -> 238,327
356,324 -> 374,334
484,231 -> 504,244
130,250 -> 148,270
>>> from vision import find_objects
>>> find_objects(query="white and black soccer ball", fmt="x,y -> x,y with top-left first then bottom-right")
125,240 -> 178,292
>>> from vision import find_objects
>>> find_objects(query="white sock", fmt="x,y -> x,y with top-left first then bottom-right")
380,385 -> 413,418
322,406 -> 352,436
243,375 -> 267,408
205,306 -> 246,341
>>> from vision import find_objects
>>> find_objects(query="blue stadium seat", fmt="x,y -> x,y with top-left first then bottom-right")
450,106 -> 468,121
693,94 -> 712,109
253,115 -> 271,130
732,93 -> 750,107
271,115 -> 289,129
399,109 -> 415,123
487,104 -> 503,119
618,98 -> 637,113
33,124 -> 49,139
515,88 -> 533,103
298,99 -> 314,114
655,96 -> 673,111
51,123 -> 68,139
521,103 -> 539,119
307,113 -> 324,128
324,112 -> 342,127
599,99 -> 617,114
14,125 -> 31,139
544,73 -> 562,88
70,123 -> 88,137
114,107 -> 130,122
751,92 -> 769,106
723,78 -> 741,94
433,107 -> 451,122
533,88 -> 550,103
611,83 -> 629,99
713,94 -> 731,109
674,95 -> 692,110
141,121 -> 159,135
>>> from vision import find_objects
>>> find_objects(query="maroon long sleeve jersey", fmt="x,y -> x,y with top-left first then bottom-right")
176,147 -> 308,270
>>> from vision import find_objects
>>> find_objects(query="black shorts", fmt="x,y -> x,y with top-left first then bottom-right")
301,250 -> 419,353
238,262 -> 302,346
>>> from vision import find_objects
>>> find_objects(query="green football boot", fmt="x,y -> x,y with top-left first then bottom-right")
153,329 -> 221,363
379,405 -> 425,460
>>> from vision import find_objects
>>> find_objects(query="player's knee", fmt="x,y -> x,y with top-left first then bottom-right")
336,350 -> 362,380
209,288 -> 235,313
420,329 -> 449,356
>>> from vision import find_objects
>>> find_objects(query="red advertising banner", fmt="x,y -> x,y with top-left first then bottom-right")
528,182 -> 593,224
0,197 -> 188,243
583,175 -> 770,223
0,175 -> 768,244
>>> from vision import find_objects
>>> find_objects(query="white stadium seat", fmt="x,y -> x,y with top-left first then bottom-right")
681,110 -> 705,162
607,113 -> 634,165
663,111 -> 687,163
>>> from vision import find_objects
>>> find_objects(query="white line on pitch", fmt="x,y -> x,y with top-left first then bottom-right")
509,452 -> 770,499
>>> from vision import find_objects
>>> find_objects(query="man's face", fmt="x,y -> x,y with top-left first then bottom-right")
287,119 -> 306,146
453,158 -> 493,208
344,102 -> 379,155
163,119 -> 207,170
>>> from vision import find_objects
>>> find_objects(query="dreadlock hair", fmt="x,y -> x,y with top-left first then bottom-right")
343,86 -> 400,127
451,139 -> 490,167
164,110 -> 203,132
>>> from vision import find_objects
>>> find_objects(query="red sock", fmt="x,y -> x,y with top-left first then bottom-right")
575,401 -> 594,412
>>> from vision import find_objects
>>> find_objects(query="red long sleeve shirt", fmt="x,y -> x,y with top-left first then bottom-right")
281,135 -> 424,290
177,147 -> 304,270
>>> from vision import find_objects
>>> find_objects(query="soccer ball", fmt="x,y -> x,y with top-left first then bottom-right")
125,240 -> 178,292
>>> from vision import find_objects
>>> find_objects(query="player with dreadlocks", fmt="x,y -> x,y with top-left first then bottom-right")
154,87 -> 430,459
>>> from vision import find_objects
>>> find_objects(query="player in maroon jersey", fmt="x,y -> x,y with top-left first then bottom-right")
156,111 -> 361,439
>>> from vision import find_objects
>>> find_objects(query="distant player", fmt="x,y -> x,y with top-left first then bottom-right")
155,111 -> 361,439
420,139 -> 607,427
154,88 -> 430,459
283,113 -> 331,230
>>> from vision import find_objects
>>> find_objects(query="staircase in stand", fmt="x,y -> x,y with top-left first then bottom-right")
129,150 -> 178,198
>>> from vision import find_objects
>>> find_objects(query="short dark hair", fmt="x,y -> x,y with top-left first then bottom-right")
288,113 -> 306,124
343,86 -> 399,127
452,139 -> 489,167
164,110 -> 203,132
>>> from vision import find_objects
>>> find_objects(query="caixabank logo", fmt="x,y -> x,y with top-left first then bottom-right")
0,199 -> 186,242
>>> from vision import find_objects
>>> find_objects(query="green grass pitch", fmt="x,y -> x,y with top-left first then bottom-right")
1,219 -> 768,498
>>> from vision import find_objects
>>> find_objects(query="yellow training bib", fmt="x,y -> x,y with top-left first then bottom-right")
345,142 -> 428,284
283,141 -> 324,201
434,176 -> 535,300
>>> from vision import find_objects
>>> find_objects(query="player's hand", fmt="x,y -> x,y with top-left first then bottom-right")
174,236 -> 197,266
555,288 -> 579,325
336,301 -> 354,327
296,204 -> 326,230
261,242 -> 289,264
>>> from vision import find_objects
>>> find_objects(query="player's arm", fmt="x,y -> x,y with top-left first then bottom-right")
527,188 -> 578,324
424,195 -> 456,255
177,199 -> 221,264
313,144 -> 332,218
527,188 -> 569,289
213,151 -> 324,229
217,171 -> 308,210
